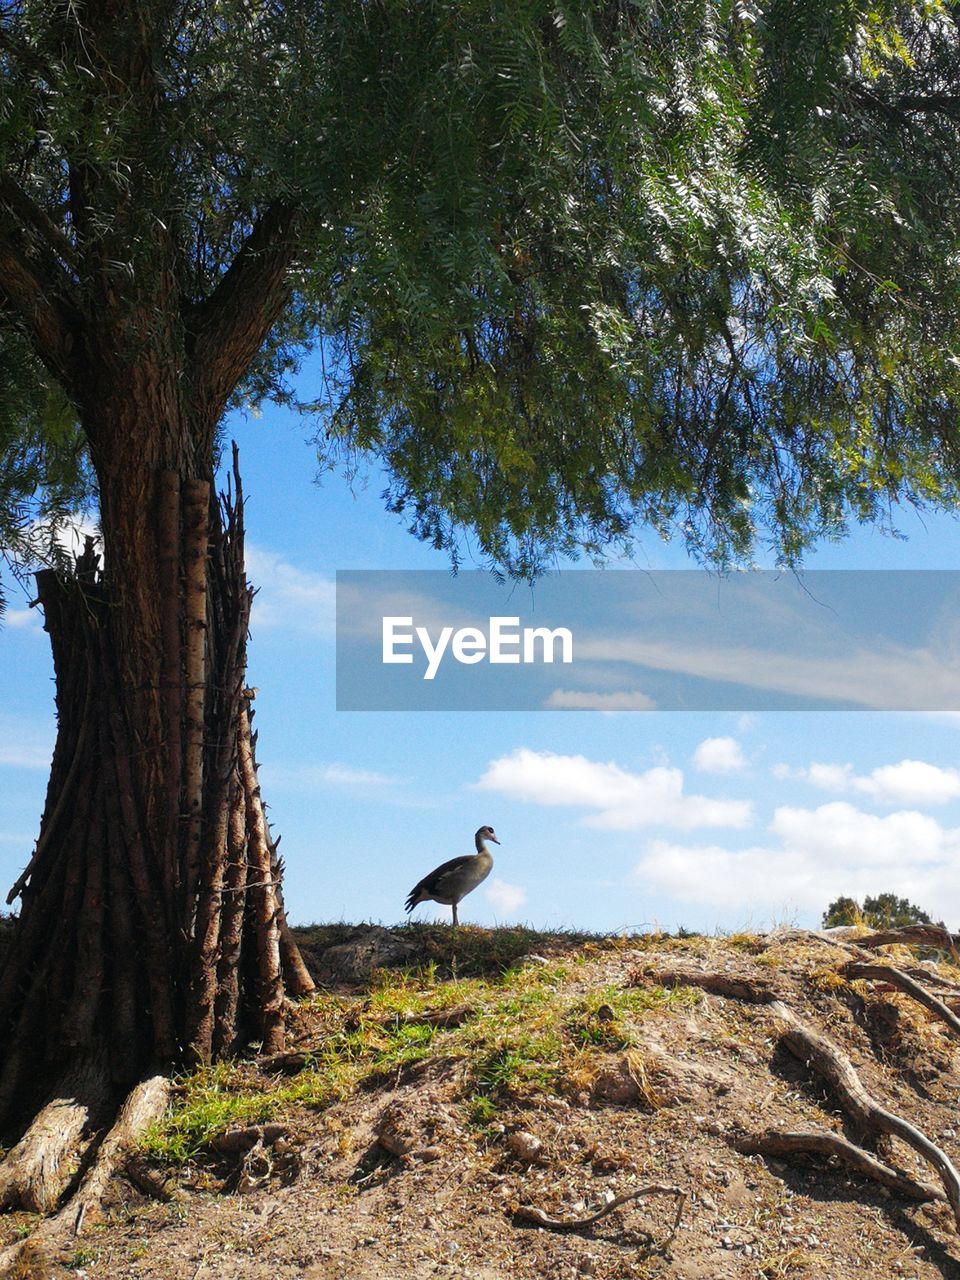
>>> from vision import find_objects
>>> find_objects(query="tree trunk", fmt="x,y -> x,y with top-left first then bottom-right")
0,444 -> 313,1162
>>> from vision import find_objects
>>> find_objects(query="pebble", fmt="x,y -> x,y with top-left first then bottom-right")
507,1130 -> 544,1163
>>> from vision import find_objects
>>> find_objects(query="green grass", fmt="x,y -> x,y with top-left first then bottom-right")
143,939 -> 701,1167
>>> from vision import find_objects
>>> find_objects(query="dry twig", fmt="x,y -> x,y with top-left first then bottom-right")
515,1183 -> 685,1245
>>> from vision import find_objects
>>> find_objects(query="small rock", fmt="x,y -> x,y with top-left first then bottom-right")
507,1130 -> 544,1163
699,1193 -> 717,1211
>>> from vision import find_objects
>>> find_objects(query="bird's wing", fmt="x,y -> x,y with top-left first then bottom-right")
405,854 -> 475,909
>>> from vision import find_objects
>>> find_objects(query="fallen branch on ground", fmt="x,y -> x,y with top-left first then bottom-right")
733,1128 -> 945,1203
515,1183 -> 685,1245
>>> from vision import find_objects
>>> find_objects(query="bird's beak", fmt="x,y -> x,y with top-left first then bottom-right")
490,835 -> 500,844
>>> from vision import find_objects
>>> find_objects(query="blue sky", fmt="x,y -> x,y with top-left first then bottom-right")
5,393 -> 960,934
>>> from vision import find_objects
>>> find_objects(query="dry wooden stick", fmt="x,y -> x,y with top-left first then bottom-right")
770,1000 -> 960,1231
181,476 -> 210,930
844,961 -> 960,1040
156,468 -> 182,907
734,1128 -> 945,1203
516,1183 -> 685,1243
239,704 -> 285,1055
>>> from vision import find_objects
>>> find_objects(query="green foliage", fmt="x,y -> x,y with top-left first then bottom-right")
2,2 -> 960,571
0,328 -> 95,615
822,892 -> 937,928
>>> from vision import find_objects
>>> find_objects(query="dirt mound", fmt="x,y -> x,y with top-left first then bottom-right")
6,926 -> 960,1279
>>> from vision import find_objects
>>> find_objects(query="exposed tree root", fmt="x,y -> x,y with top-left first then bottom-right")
0,1075 -> 169,1274
124,1154 -> 179,1203
0,1059 -> 110,1213
515,1183 -> 685,1246
640,966 -> 782,1003
210,1123 -> 288,1156
769,999 -> 960,1231
60,1075 -> 170,1236
733,1128 -> 946,1203
844,962 -> 960,1040
858,926 -> 960,964
639,965 -> 960,1232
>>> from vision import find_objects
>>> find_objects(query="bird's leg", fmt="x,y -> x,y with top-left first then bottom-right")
452,903 -> 459,928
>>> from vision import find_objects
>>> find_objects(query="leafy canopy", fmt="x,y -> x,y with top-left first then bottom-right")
1,0 -> 960,579
823,892 -> 939,929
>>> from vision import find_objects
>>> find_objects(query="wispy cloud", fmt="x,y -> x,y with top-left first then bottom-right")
475,747 -> 752,831
246,545 -> 335,636
774,758 -> 960,806
576,632 -> 960,710
262,761 -> 400,791
692,736 -> 745,774
3,607 -> 42,633
545,689 -> 656,712
634,799 -> 960,920
485,878 -> 528,916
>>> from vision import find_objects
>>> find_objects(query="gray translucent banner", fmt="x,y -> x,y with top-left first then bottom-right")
335,570 -> 960,711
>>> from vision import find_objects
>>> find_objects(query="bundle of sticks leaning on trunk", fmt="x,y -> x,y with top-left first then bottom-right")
643,940 -> 960,1234
0,449 -> 315,1255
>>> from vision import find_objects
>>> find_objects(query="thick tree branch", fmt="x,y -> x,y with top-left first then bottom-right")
187,203 -> 303,423
0,237 -> 79,392
0,174 -> 79,276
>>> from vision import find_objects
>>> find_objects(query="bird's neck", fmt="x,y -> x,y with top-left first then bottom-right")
475,834 -> 487,853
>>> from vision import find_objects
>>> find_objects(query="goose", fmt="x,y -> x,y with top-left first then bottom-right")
405,826 -> 500,926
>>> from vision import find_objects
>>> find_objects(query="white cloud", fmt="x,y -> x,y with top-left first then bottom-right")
776,758 -> 960,806
634,799 -> 960,921
545,689 -> 656,712
692,736 -> 745,774
3,608 -> 41,632
245,545 -> 335,636
771,801 -> 948,866
475,748 -> 752,831
857,760 -> 960,806
262,761 -> 399,790
485,878 -> 528,916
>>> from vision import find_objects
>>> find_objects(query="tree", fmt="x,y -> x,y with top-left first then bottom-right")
823,893 -> 937,930
1,0 -> 959,1214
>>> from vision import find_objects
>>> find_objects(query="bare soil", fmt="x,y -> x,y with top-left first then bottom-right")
5,927 -> 960,1280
